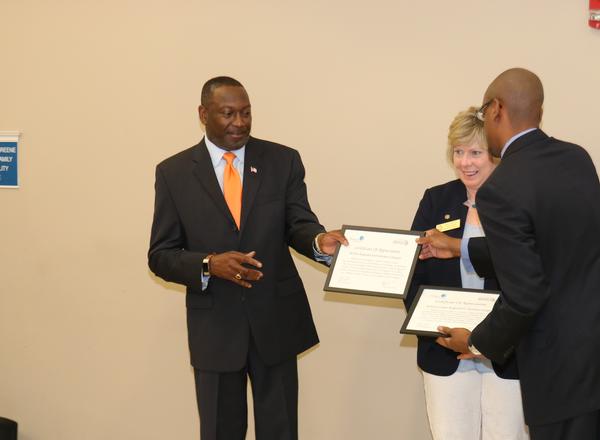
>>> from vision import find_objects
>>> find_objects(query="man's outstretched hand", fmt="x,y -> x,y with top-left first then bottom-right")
416,228 -> 461,260
317,230 -> 349,255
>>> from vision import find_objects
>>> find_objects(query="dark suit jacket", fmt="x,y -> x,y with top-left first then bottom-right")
405,179 -> 518,379
472,129 -> 600,425
148,137 -> 325,372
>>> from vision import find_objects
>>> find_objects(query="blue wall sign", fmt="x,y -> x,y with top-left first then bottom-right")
0,133 -> 20,188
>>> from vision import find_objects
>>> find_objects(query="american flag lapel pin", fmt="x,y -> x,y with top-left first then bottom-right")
250,166 -> 258,174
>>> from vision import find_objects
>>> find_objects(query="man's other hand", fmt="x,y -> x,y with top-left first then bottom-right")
209,251 -> 263,288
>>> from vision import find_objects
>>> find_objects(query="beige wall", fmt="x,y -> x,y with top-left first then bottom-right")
1,1 -> 599,439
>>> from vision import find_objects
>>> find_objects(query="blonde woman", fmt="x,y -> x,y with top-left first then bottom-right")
404,107 -> 528,440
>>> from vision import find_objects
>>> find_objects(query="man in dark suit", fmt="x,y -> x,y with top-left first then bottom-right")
148,76 -> 346,440
433,68 -> 600,439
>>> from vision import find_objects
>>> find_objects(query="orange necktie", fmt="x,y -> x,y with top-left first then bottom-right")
223,152 -> 242,228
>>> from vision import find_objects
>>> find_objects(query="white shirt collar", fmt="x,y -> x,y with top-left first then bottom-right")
500,127 -> 537,157
204,135 -> 246,166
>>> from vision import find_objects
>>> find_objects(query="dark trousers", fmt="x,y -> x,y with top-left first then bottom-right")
529,410 -> 600,440
194,338 -> 298,440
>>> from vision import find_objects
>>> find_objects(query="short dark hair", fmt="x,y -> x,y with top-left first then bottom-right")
201,76 -> 244,106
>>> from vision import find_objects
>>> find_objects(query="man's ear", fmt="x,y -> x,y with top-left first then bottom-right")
491,98 -> 502,123
198,105 -> 207,125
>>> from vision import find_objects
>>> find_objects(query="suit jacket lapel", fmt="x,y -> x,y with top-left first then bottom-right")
240,138 -> 263,233
191,140 -> 237,227
440,182 -> 469,283
448,183 -> 468,238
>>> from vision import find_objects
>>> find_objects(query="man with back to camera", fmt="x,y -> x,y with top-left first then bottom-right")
148,76 -> 346,440
427,68 -> 600,439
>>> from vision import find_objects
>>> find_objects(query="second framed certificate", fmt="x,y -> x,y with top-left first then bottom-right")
400,286 -> 500,337
323,225 -> 423,299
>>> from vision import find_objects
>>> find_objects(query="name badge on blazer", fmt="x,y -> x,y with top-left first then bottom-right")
436,219 -> 460,232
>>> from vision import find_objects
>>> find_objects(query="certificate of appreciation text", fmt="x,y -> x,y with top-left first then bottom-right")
323,225 -> 422,298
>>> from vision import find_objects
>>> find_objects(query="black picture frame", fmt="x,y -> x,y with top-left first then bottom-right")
323,225 -> 423,299
400,285 -> 500,337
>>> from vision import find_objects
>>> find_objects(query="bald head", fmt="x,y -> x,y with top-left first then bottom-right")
485,68 -> 544,129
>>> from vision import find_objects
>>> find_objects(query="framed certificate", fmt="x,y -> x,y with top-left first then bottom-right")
400,286 -> 500,337
323,225 -> 423,299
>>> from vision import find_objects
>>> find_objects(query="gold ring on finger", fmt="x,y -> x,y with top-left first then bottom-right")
234,273 -> 242,280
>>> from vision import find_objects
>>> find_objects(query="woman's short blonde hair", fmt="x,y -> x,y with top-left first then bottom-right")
446,106 -> 488,164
